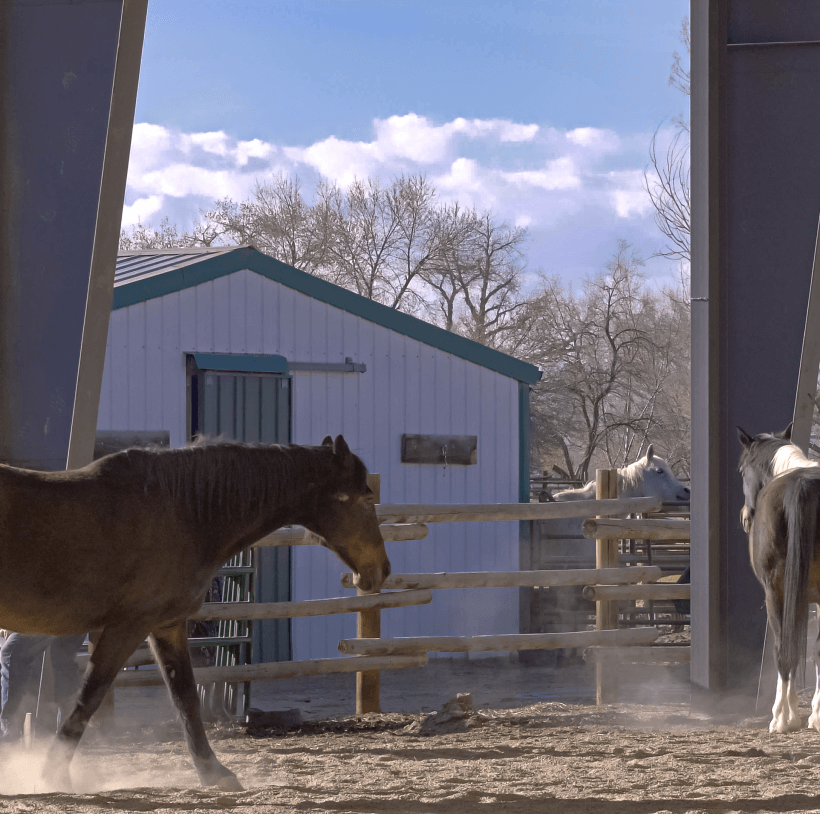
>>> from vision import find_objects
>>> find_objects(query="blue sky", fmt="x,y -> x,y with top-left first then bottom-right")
125,0 -> 690,288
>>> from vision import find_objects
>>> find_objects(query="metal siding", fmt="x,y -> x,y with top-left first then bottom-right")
212,277 -> 231,352
97,270 -> 524,660
161,295 -> 183,446
194,281 -> 214,353
245,271 -> 264,353
126,303 -> 146,430
229,272 -> 247,350
145,299 -> 163,430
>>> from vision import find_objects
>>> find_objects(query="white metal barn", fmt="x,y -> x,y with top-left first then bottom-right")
97,246 -> 541,661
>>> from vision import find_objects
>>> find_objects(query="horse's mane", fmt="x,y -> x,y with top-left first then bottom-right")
99,441 -> 355,523
738,433 -> 802,480
618,456 -> 661,496
772,443 -> 819,476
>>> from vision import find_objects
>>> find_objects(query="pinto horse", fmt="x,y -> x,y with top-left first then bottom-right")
0,434 -> 388,790
737,424 -> 820,733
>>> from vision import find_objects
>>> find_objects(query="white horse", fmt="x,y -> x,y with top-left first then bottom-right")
549,445 -> 690,503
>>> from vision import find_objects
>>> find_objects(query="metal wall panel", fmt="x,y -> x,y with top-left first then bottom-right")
692,1 -> 820,692
0,0 -> 122,469
98,269 -> 521,660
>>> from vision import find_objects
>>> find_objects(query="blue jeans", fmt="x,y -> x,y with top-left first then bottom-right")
0,633 -> 86,739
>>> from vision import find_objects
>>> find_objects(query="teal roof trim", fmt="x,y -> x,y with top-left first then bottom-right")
191,352 -> 288,374
114,246 -> 542,384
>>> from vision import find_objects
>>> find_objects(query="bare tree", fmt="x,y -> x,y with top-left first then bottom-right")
527,242 -> 674,481
119,216 -> 196,250
422,208 -> 530,348
644,16 -> 691,263
421,203 -> 475,331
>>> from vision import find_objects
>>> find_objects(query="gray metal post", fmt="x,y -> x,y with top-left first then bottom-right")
0,0 -> 124,470
691,1 -> 820,696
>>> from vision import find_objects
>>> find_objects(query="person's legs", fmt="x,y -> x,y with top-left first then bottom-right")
48,634 -> 86,730
0,634 -> 53,740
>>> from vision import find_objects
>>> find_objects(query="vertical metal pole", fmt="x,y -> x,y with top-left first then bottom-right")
67,0 -> 148,470
356,474 -> 381,714
791,213 -> 820,454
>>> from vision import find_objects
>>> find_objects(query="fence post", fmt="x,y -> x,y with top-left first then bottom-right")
595,469 -> 619,704
356,473 -> 381,714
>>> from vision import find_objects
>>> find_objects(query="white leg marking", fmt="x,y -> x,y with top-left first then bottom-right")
809,664 -> 820,731
771,675 -> 803,733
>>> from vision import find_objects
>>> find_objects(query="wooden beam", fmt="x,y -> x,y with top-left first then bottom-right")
337,627 -> 659,656
254,522 -> 428,547
113,654 -> 428,687
374,497 -> 662,524
189,588 -> 432,621
582,518 -> 690,541
595,470 -> 619,704
583,584 -> 690,602
340,566 -> 662,591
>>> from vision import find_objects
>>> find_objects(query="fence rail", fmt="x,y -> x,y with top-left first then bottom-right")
340,566 -> 661,591
107,478 -> 687,716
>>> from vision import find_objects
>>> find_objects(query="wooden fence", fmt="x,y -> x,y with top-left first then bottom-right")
106,473 -> 690,713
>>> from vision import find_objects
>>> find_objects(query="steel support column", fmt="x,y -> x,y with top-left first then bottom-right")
691,1 -> 820,695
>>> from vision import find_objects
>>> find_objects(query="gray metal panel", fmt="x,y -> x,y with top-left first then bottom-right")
692,1 -> 820,693
191,366 -> 293,664
114,248 -> 240,286
0,0 -> 122,469
728,2 -> 820,43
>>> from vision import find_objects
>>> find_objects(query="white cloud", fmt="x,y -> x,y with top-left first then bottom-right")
121,194 -> 164,227
567,127 -> 620,152
122,115 -> 666,282
504,157 -> 581,191
606,170 -> 653,218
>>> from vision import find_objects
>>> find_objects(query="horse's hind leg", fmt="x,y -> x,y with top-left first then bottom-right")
45,623 -> 149,789
809,605 -> 820,731
767,589 -> 802,733
150,621 -> 242,791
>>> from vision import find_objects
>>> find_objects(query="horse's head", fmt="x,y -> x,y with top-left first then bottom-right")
305,435 -> 390,593
737,424 -> 795,533
631,445 -> 691,502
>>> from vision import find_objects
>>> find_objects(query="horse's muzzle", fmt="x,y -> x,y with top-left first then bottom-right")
352,561 -> 391,593
740,505 -> 754,534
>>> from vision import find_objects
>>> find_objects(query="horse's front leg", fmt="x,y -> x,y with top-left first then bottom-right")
45,623 -> 149,790
150,621 -> 242,791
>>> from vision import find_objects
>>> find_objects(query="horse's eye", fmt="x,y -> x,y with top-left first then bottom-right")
656,468 -> 664,474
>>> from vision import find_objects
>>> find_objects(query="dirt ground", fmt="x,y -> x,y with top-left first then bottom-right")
3,655 -> 820,814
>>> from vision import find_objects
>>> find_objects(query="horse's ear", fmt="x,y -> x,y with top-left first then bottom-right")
780,422 -> 794,440
737,427 -> 754,447
332,434 -> 351,459
321,436 -> 333,447
645,444 -> 654,462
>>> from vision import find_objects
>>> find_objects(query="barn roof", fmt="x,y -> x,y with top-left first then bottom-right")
114,246 -> 541,384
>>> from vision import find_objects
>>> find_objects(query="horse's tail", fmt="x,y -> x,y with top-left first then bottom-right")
780,476 -> 819,681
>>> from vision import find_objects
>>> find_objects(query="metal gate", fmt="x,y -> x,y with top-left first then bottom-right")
187,356 -> 293,715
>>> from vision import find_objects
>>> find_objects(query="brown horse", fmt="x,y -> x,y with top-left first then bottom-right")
0,434 -> 388,791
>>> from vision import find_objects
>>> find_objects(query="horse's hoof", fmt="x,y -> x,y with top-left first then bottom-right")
770,717 -> 802,734
215,774 -> 244,792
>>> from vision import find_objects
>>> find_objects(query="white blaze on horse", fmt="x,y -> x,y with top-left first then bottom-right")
549,445 -> 690,503
737,424 -> 820,735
